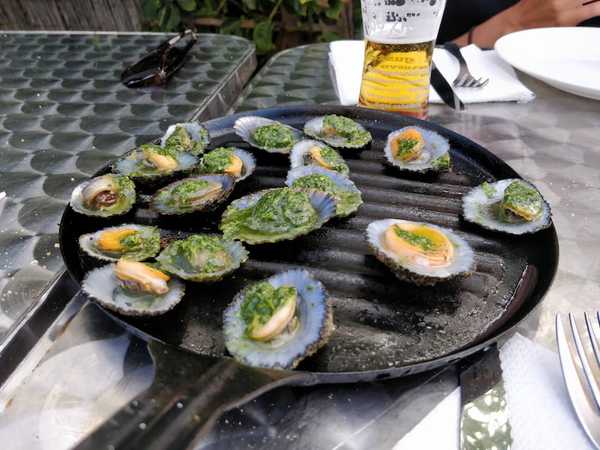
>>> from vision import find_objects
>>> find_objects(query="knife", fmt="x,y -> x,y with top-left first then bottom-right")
430,63 -> 465,111
460,345 -> 512,450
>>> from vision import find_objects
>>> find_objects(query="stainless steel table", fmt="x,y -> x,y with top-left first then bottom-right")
0,31 -> 255,344
1,42 -> 599,450
233,44 -> 600,348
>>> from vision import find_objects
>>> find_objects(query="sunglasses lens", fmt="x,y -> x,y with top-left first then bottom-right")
121,31 -> 197,88
122,64 -> 162,88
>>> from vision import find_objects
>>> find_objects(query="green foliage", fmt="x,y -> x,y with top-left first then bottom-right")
325,0 -> 343,19
243,0 -> 257,10
319,31 -> 340,42
140,0 -> 353,55
142,0 -> 162,18
158,3 -> 182,31
220,18 -> 242,34
176,0 -> 197,11
253,20 -> 274,54
196,0 -> 218,16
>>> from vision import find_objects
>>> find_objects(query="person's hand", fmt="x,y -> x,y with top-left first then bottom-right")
509,0 -> 600,28
453,0 -> 600,47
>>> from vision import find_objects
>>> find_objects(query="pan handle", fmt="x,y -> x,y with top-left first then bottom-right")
73,340 -> 307,450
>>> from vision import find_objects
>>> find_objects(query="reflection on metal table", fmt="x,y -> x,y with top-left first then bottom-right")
0,31 -> 255,345
2,42 -> 600,450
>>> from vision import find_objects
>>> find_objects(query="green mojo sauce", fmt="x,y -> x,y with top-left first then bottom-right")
431,153 -> 450,170
253,124 -> 295,149
501,181 -> 542,220
164,125 -> 206,155
201,147 -> 235,173
141,143 -> 179,161
291,174 -> 361,217
481,182 -> 497,199
395,138 -> 420,160
178,235 -> 232,273
164,125 -> 192,151
112,229 -> 160,259
292,174 -> 337,192
313,146 -> 347,173
106,176 -> 134,212
168,179 -> 213,207
322,115 -> 370,144
120,232 -> 143,251
240,282 -> 297,338
394,227 -> 438,252
248,189 -> 317,233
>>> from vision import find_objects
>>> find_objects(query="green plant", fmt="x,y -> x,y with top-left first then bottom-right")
140,0 -> 353,55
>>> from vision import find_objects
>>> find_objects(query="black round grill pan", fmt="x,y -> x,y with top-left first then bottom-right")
61,105 -> 559,450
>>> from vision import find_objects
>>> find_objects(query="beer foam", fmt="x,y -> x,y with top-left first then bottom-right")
362,0 -> 446,44
366,31 -> 436,45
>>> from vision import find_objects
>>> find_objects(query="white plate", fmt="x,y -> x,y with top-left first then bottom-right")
495,27 -> 600,100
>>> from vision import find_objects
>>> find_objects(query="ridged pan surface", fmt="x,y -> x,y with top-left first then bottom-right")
59,105 -> 558,381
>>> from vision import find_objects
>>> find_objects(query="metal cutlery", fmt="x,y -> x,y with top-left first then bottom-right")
556,312 -> 600,449
430,63 -> 465,110
444,42 -> 489,88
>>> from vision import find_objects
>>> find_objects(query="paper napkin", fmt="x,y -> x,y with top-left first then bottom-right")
393,333 -> 595,450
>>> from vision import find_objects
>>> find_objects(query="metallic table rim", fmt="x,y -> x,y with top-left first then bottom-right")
0,30 -> 257,383
59,104 -> 560,383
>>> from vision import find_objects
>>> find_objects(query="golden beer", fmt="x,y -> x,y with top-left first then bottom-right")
359,39 -> 434,119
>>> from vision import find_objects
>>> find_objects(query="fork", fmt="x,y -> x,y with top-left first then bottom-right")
556,312 -> 600,449
443,42 -> 489,88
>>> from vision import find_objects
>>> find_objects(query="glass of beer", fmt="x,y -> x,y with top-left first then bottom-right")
359,0 -> 447,118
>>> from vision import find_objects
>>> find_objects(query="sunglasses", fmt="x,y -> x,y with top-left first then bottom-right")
121,29 -> 198,88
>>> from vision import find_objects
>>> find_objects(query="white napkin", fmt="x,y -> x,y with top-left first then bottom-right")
393,333 -> 595,450
328,40 -> 535,106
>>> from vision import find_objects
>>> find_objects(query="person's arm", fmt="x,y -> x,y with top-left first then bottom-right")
453,0 -> 600,47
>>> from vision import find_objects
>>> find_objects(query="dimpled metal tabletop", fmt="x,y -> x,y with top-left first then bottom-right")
0,31 -> 255,341
231,44 -> 600,349
1,42 -> 600,450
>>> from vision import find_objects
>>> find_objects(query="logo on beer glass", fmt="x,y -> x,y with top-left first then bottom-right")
359,0 -> 447,118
